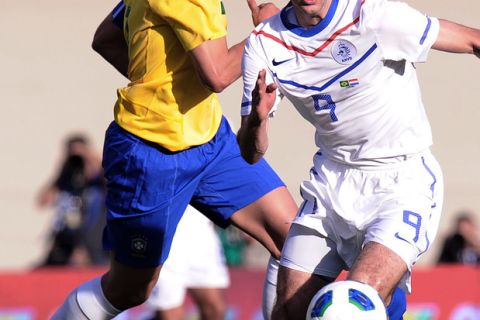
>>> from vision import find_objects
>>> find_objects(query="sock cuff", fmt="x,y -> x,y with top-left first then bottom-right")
386,287 -> 407,320
77,276 -> 121,317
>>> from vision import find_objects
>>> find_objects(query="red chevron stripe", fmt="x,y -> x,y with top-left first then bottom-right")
253,0 -> 365,57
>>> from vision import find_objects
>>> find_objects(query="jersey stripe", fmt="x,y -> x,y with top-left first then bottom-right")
253,0 -> 365,57
274,43 -> 377,92
419,16 -> 432,45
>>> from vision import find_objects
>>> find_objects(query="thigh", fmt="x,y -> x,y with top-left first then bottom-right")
229,186 -> 298,258
272,223 -> 338,319
347,241 -> 407,303
280,223 -> 346,277
191,119 -> 297,256
191,119 -> 288,227
102,201 -> 191,267
361,152 -> 444,293
273,224 -> 338,319
102,122 -> 208,267
103,121 -> 196,216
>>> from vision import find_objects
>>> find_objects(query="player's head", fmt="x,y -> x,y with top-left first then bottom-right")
455,210 -> 477,235
289,0 -> 332,26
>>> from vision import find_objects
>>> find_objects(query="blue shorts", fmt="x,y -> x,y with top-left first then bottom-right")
102,117 -> 285,267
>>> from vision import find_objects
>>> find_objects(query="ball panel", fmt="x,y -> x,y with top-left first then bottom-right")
306,280 -> 388,320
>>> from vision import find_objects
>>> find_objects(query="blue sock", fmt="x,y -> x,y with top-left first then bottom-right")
386,287 -> 406,320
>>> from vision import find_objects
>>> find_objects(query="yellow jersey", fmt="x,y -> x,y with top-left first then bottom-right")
115,0 -> 227,151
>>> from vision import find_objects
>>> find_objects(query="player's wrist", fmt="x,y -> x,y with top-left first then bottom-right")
247,110 -> 268,127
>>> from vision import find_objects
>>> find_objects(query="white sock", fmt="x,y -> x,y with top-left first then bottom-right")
262,256 -> 280,320
51,277 -> 121,320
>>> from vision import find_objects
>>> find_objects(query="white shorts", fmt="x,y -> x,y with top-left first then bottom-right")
280,150 -> 444,292
146,206 -> 230,310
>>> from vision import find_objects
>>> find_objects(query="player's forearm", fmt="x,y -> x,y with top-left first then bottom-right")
433,19 -> 480,57
237,115 -> 270,164
190,38 -> 247,93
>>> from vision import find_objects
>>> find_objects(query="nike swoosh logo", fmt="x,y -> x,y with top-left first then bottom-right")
272,58 -> 293,66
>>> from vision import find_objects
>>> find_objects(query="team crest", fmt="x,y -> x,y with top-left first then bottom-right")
331,40 -> 357,65
131,235 -> 148,255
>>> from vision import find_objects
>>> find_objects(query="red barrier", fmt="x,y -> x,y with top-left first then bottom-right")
0,265 -> 479,320
405,265 -> 480,320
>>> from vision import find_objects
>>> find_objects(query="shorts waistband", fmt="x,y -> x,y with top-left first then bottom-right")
315,149 -> 433,172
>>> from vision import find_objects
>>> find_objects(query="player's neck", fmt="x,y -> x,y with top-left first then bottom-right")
293,0 -> 332,28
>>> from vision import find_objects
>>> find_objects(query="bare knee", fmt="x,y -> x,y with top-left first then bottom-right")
273,266 -> 332,320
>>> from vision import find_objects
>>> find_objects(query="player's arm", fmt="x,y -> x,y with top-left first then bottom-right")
188,0 -> 279,93
189,38 -> 247,93
237,70 -> 277,164
91,2 -> 129,77
433,19 -> 480,58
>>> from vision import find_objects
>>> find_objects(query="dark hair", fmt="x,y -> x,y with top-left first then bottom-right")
454,211 -> 476,232
65,134 -> 89,150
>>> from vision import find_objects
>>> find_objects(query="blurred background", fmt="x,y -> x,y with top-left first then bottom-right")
1,0 -> 479,319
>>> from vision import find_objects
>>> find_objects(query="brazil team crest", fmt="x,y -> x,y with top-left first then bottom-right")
331,39 -> 357,65
130,235 -> 148,256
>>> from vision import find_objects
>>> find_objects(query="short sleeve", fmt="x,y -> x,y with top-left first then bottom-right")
111,1 -> 125,28
150,0 -> 227,51
362,0 -> 440,62
241,31 -> 283,117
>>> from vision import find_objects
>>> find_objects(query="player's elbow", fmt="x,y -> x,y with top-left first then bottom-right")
196,65 -> 235,93
210,82 -> 229,93
242,150 -> 263,164
201,76 -> 230,93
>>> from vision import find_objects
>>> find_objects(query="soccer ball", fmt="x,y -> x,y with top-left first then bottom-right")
306,280 -> 388,320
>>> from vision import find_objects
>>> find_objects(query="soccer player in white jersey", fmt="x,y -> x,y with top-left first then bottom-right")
237,0 -> 480,319
145,205 -> 229,320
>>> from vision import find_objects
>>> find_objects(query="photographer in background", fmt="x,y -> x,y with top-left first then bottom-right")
36,134 -> 107,266
437,211 -> 480,265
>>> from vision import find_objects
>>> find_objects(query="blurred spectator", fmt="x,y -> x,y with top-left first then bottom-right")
437,210 -> 480,265
36,133 -> 107,266
216,226 -> 254,267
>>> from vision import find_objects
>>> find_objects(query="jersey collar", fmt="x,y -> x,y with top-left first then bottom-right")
280,0 -> 339,37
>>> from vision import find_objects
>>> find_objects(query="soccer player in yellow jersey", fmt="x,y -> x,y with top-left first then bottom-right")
51,1 -> 298,319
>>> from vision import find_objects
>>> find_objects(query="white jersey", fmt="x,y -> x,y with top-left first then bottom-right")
241,0 -> 440,167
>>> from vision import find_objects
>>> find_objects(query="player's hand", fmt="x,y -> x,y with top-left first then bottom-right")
251,69 -> 277,122
247,0 -> 280,26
